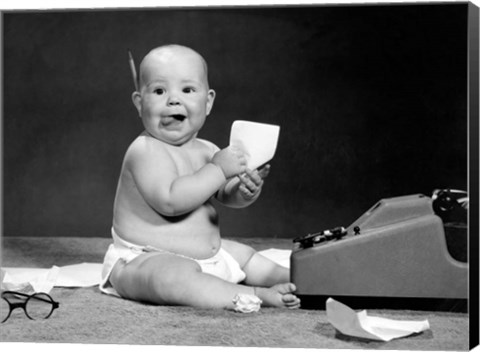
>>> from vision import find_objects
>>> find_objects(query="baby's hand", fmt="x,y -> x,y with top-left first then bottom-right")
212,146 -> 247,179
238,165 -> 270,200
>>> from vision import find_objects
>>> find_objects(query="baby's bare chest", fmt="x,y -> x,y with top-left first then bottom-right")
167,145 -> 212,175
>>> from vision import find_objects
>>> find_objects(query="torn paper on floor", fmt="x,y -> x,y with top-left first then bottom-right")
258,248 -> 291,268
1,266 -> 60,294
229,120 -> 280,170
326,297 -> 430,342
1,263 -> 103,294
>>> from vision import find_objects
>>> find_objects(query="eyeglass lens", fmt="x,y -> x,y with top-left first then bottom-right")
26,293 -> 55,320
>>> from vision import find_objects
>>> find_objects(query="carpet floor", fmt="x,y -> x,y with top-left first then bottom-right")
0,236 -> 470,349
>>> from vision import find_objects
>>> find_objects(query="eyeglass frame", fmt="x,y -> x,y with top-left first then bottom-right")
1,290 -> 59,323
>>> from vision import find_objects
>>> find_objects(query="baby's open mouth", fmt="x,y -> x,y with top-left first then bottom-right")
170,114 -> 186,121
163,114 -> 187,125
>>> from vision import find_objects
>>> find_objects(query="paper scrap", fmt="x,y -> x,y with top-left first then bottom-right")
229,120 -> 280,170
258,248 -> 291,268
1,263 -> 103,294
2,266 -> 60,294
326,297 -> 430,342
56,263 -> 103,287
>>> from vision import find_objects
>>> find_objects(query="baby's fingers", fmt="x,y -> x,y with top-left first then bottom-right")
243,169 -> 263,185
239,184 -> 254,199
257,164 -> 271,179
239,183 -> 261,200
239,173 -> 263,191
239,176 -> 265,199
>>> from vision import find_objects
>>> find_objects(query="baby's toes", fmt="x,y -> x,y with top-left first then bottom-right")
282,293 -> 301,308
287,283 -> 297,293
277,283 -> 297,294
287,299 -> 301,309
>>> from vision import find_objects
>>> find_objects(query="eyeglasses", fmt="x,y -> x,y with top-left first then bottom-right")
1,291 -> 59,323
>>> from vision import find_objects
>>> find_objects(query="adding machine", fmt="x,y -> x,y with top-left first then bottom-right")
290,194 -> 468,308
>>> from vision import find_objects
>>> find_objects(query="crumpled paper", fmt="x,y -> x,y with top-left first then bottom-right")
1,263 -> 103,294
232,293 -> 262,313
326,297 -> 430,341
229,120 -> 280,170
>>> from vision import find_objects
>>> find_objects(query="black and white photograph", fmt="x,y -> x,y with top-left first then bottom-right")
1,1 -> 478,351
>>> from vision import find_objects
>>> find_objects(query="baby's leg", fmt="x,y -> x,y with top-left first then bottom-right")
109,251 -> 298,309
221,239 -> 290,286
222,240 -> 300,309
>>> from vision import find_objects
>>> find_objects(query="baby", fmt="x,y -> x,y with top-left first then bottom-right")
100,44 -> 300,311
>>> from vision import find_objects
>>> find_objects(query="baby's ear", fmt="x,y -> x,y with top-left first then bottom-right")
206,89 -> 216,116
132,91 -> 142,117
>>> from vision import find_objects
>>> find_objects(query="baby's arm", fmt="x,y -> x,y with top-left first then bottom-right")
127,140 -> 246,216
216,165 -> 270,208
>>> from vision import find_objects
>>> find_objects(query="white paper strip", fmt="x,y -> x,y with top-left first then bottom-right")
2,263 -> 103,294
326,297 -> 430,342
258,248 -> 291,268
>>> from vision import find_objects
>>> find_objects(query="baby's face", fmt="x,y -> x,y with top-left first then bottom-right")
133,47 -> 215,145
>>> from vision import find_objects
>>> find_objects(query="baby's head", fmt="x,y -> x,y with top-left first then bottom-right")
137,45 -> 210,90
132,44 -> 216,145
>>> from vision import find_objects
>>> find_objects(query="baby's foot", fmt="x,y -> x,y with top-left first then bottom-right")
256,283 -> 301,309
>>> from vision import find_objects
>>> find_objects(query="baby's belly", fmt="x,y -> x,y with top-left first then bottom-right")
115,202 -> 222,259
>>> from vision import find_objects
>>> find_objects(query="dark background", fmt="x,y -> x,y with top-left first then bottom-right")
2,4 -> 469,238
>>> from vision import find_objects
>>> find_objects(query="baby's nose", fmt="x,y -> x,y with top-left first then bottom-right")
167,94 -> 181,105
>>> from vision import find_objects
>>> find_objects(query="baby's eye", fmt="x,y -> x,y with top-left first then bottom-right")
183,87 -> 195,93
153,88 -> 165,95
